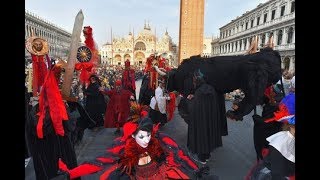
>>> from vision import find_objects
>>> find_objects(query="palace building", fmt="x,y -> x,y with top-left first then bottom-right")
212,0 -> 295,71
25,10 -> 72,61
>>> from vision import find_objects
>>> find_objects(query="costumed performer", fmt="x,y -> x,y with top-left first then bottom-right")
100,79 -> 135,135
58,116 -> 216,179
247,93 -> 295,180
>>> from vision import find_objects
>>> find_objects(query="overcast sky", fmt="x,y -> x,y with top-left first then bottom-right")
26,0 -> 268,48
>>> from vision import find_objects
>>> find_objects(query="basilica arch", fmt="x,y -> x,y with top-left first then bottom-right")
134,41 -> 146,51
134,51 -> 145,65
124,54 -> 131,61
114,54 -> 122,65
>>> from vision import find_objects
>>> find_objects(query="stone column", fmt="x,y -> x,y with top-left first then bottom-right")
292,27 -> 295,43
282,27 -> 288,45
281,57 -> 285,69
289,57 -> 295,72
273,30 -> 278,46
246,38 -> 250,50
265,32 -> 269,45
232,42 -> 235,52
257,34 -> 261,48
241,39 -> 244,51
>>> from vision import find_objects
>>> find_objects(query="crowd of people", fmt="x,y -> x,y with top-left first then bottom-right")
25,30 -> 295,179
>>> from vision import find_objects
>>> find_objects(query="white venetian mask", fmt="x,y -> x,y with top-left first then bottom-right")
132,130 -> 151,148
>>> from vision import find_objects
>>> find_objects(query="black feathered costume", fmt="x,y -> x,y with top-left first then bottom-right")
167,47 -> 282,121
25,68 -> 80,180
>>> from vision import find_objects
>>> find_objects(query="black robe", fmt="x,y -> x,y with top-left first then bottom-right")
66,101 -> 96,145
138,74 -> 154,105
25,104 -> 79,180
84,82 -> 106,127
187,83 -> 228,155
253,103 -> 282,160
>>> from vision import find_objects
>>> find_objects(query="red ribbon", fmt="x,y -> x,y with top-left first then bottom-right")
36,69 -> 68,138
75,62 -> 93,83
31,54 -> 48,96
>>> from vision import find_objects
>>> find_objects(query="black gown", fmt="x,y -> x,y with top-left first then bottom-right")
138,74 -> 154,105
187,83 -> 228,156
25,104 -> 80,180
84,82 -> 106,127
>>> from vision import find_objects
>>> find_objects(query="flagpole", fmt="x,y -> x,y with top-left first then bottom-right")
155,27 -> 157,53
111,26 -> 113,65
132,27 -> 135,65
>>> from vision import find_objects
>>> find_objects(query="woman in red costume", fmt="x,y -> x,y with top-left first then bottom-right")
100,79 -> 135,135
59,114 -> 216,179
122,59 -> 136,99
138,54 -> 159,105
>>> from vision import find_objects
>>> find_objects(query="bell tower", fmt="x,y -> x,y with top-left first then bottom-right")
178,0 -> 205,64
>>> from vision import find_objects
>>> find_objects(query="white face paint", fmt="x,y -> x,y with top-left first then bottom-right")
132,130 -> 151,148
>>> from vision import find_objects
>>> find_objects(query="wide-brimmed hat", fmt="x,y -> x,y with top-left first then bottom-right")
25,36 -> 49,56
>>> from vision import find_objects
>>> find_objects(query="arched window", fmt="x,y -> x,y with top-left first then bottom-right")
203,44 -> 207,50
239,40 -> 242,50
287,27 -> 294,44
277,30 -> 283,45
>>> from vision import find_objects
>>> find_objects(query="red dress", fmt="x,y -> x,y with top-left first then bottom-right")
122,69 -> 136,93
58,132 -> 211,179
102,89 -> 132,128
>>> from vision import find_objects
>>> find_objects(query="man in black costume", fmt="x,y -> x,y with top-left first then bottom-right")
251,84 -> 284,161
83,74 -> 106,128
186,69 -> 228,164
25,66 -> 80,180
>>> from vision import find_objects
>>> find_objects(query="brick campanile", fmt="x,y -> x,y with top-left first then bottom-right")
178,0 -> 205,64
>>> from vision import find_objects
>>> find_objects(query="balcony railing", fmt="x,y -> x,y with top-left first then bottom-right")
274,43 -> 295,51
218,43 -> 295,56
220,13 -> 295,43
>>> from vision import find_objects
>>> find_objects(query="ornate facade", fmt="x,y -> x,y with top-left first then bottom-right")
202,37 -> 215,57
212,0 -> 295,71
99,23 -> 177,67
25,10 -> 72,61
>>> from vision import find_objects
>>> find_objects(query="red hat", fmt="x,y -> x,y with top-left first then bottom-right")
115,79 -> 122,86
125,59 -> 130,67
121,118 -> 154,142
83,26 -> 92,36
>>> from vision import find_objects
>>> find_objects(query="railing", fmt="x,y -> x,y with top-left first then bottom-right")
274,43 -> 295,51
220,13 -> 295,42
218,43 -> 295,56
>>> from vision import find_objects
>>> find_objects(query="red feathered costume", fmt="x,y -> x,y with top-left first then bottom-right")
102,80 -> 133,128
74,26 -> 97,84
122,59 -> 136,96
144,54 -> 159,90
58,118 -> 213,179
